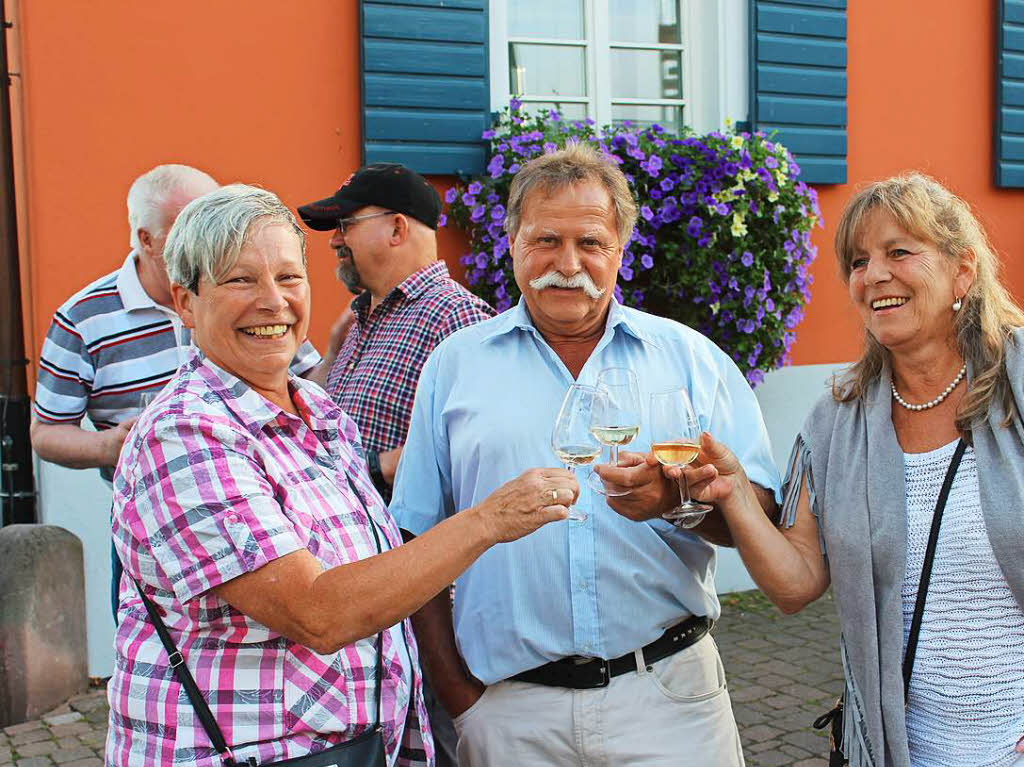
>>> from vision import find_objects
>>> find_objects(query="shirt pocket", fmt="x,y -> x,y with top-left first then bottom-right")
282,645 -> 356,735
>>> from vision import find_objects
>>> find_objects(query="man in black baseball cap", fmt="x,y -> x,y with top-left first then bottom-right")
299,163 -> 493,767
299,162 -> 441,231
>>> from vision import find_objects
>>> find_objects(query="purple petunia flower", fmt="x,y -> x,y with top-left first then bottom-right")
619,265 -> 634,281
641,205 -> 654,221
509,97 -> 522,111
444,188 -> 458,204
641,254 -> 654,270
687,216 -> 702,237
437,213 -> 448,227
741,251 -> 754,267
468,181 -> 482,195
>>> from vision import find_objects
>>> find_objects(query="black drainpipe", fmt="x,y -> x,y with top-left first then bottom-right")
0,0 -> 37,525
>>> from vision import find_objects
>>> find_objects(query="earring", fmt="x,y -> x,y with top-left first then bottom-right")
952,295 -> 962,312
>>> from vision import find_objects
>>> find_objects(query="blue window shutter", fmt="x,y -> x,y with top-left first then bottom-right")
749,0 -> 848,185
997,0 -> 1024,187
361,0 -> 489,175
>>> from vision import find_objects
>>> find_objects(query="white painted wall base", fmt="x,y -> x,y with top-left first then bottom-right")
33,361 -> 848,677
34,454 -> 115,678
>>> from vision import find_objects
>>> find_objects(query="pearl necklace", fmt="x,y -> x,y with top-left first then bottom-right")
891,363 -> 967,411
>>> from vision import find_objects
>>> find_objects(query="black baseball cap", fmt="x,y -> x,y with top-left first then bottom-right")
298,163 -> 442,231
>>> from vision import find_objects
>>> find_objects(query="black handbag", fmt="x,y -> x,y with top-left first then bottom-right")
812,439 -> 966,766
133,473 -> 391,766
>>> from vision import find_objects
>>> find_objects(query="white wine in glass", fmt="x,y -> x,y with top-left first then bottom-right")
649,387 -> 712,528
551,384 -> 600,521
588,368 -> 641,497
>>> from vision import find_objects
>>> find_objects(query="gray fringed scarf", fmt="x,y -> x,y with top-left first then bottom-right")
779,332 -> 1024,767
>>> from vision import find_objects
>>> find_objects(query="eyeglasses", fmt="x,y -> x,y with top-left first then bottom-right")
335,210 -> 395,235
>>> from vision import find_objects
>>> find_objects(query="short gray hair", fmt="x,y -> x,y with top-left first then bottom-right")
163,184 -> 306,293
505,141 -> 638,245
126,164 -> 218,250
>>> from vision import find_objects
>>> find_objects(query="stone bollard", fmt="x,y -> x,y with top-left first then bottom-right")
0,524 -> 88,727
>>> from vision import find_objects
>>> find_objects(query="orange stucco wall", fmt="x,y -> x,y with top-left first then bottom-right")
794,0 -> 1024,364
9,0 -> 467,389
9,0 -> 1024,378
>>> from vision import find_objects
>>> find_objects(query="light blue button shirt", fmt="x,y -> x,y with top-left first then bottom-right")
391,298 -> 780,685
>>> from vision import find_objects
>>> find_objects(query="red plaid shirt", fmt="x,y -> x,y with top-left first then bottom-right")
327,261 -> 494,456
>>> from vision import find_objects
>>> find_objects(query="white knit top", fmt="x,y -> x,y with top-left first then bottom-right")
902,440 -> 1024,767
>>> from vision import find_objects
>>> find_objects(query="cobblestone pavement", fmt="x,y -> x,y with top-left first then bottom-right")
0,590 -> 841,766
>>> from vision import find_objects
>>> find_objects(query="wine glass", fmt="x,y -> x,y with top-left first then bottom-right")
649,386 -> 713,528
551,384 -> 600,521
588,367 -> 641,497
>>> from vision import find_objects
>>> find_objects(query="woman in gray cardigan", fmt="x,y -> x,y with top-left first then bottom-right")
677,174 -> 1024,767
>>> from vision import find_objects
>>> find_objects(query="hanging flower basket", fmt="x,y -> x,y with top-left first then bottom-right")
443,100 -> 822,386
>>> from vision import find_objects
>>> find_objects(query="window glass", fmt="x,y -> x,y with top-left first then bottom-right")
612,104 -> 684,134
522,101 -> 589,120
509,0 -> 584,40
609,0 -> 680,44
509,43 -> 587,97
610,49 -> 683,100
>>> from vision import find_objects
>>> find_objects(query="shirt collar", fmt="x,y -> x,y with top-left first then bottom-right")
116,252 -> 161,312
396,260 -> 450,300
352,260 -> 450,321
482,296 -> 657,348
185,347 -> 343,434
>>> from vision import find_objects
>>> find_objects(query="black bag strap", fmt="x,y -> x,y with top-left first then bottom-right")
902,437 -> 967,701
132,472 -> 389,766
134,578 -> 235,763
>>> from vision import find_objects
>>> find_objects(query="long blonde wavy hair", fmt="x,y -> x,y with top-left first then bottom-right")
833,173 -> 1024,435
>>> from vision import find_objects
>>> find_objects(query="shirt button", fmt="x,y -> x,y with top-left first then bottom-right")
579,581 -> 588,591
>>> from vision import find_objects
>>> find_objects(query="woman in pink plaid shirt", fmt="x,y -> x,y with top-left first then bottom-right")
105,185 -> 576,767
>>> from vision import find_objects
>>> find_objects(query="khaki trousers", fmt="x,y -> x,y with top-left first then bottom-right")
453,635 -> 745,767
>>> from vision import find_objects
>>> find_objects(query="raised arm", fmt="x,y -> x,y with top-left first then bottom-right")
213,468 -> 576,654
683,432 -> 830,613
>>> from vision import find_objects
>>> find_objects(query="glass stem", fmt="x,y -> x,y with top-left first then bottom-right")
611,445 -> 619,468
677,474 -> 691,507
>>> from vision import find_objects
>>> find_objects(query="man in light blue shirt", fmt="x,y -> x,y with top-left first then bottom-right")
392,143 -> 780,766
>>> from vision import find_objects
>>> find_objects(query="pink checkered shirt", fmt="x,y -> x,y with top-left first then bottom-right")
327,261 -> 494,457
106,348 -> 433,767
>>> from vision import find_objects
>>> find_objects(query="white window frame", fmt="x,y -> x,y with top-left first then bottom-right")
488,0 -> 748,135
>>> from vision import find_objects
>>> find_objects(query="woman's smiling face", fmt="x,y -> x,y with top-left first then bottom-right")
847,209 -> 973,354
175,222 -> 310,393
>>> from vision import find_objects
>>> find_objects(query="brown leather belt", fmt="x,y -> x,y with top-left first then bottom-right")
510,615 -> 711,689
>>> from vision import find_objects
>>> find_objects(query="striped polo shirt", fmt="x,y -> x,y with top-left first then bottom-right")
34,252 -> 320,480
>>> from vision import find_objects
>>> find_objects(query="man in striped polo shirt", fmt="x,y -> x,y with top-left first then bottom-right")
30,164 -> 321,614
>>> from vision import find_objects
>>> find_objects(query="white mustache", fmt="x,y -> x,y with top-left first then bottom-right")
529,271 -> 606,299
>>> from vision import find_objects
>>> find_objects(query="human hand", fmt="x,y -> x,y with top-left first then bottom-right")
674,432 -> 747,507
445,677 -> 487,719
327,308 -> 356,357
379,445 -> 403,484
1016,733 -> 1023,753
597,451 -> 677,522
102,419 -> 137,467
474,468 -> 577,543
